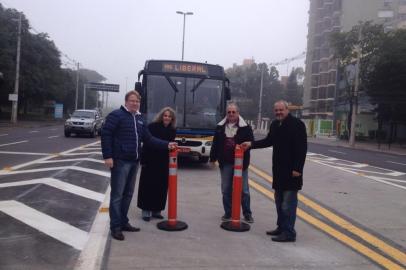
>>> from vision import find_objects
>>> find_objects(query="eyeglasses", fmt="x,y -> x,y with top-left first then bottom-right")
227,111 -> 237,114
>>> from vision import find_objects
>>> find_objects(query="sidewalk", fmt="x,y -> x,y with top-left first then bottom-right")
307,135 -> 406,156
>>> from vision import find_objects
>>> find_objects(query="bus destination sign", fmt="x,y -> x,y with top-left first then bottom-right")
162,63 -> 208,75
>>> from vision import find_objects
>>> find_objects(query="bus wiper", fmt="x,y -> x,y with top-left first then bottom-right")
165,75 -> 179,104
190,78 -> 205,104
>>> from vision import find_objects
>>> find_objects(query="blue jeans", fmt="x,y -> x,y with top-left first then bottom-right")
220,163 -> 251,217
274,190 -> 298,238
109,159 -> 139,230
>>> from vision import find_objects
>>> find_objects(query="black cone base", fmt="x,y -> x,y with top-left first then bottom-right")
157,220 -> 188,231
221,221 -> 250,232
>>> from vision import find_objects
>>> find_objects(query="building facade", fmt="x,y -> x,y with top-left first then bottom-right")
303,0 -> 406,121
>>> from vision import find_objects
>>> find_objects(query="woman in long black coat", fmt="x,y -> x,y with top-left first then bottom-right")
137,107 -> 176,221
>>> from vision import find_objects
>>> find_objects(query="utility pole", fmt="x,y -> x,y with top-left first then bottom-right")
257,65 -> 265,130
83,84 -> 86,109
349,25 -> 362,147
11,13 -> 22,124
75,62 -> 80,110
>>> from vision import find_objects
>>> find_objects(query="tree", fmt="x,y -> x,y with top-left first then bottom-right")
330,21 -> 385,136
285,67 -> 304,106
364,29 -> 406,143
0,4 -> 106,118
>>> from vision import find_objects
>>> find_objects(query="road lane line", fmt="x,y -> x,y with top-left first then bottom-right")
310,159 -> 406,190
29,130 -> 39,133
5,141 -> 101,171
0,178 -> 104,202
0,151 -> 50,156
0,200 -> 88,250
49,128 -> 57,131
0,165 -> 109,177
328,149 -> 347,155
249,164 -> 406,267
62,152 -> 102,156
0,140 -> 28,147
48,135 -> 59,139
37,158 -> 104,164
387,161 -> 406,166
249,180 -> 405,270
0,134 -> 8,137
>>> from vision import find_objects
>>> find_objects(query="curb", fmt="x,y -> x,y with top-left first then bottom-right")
74,186 -> 111,270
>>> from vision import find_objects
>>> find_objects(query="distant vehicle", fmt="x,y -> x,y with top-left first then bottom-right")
64,109 -> 103,137
135,60 -> 231,162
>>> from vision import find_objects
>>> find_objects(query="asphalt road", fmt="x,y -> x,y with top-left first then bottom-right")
308,142 -> 406,173
0,124 -> 109,270
1,125 -> 405,269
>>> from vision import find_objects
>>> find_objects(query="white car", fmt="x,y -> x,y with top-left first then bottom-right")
64,109 -> 103,137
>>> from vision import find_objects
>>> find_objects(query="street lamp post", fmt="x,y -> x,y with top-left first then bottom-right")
176,11 -> 193,61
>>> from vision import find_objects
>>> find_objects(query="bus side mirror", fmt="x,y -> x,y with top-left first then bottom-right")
135,82 -> 142,92
225,87 -> 231,100
135,82 -> 146,98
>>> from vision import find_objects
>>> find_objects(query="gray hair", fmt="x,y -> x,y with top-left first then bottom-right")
226,101 -> 240,112
274,100 -> 289,109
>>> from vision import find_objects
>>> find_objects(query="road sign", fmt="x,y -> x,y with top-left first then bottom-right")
86,82 -> 119,92
8,94 -> 18,101
54,103 -> 63,119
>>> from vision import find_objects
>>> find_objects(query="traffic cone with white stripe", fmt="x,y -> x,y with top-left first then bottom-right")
220,144 -> 250,232
157,147 -> 188,231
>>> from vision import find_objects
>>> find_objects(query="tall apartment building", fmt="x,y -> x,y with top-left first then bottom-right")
303,0 -> 406,119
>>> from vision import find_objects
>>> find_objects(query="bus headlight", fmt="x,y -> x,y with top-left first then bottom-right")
205,141 -> 212,146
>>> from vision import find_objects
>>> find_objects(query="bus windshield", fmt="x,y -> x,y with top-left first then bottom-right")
146,75 -> 223,129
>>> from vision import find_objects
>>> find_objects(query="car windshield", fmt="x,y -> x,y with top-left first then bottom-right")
72,111 -> 95,118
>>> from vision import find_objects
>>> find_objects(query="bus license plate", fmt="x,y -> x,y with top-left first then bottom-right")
177,147 -> 191,153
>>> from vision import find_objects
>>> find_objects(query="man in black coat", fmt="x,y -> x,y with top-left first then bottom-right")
242,100 -> 307,242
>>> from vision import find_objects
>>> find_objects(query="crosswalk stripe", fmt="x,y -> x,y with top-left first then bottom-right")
0,200 -> 88,250
0,178 -> 105,202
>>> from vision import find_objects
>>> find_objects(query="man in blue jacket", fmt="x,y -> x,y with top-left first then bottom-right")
101,90 -> 176,241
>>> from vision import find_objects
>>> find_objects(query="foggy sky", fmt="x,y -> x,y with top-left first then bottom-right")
3,0 -> 309,107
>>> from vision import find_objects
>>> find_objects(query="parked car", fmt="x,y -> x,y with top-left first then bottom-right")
64,109 -> 103,137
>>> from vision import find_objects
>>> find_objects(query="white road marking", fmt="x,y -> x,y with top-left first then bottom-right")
328,149 -> 347,155
48,135 -> 59,139
37,158 -> 104,164
0,165 -> 110,177
0,178 -> 104,202
0,134 -> 8,137
0,140 -> 28,147
310,159 -> 406,190
62,152 -> 102,156
49,128 -> 57,131
0,151 -> 50,156
0,200 -> 88,250
76,147 -> 101,151
3,141 -> 100,171
387,161 -> 406,166
29,130 -> 39,133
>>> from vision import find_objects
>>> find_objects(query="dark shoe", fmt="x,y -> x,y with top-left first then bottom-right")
266,228 -> 282,236
152,213 -> 164,219
111,229 -> 125,241
271,233 -> 296,242
221,215 -> 231,222
244,214 -> 254,223
122,223 -> 140,232
142,216 -> 150,222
